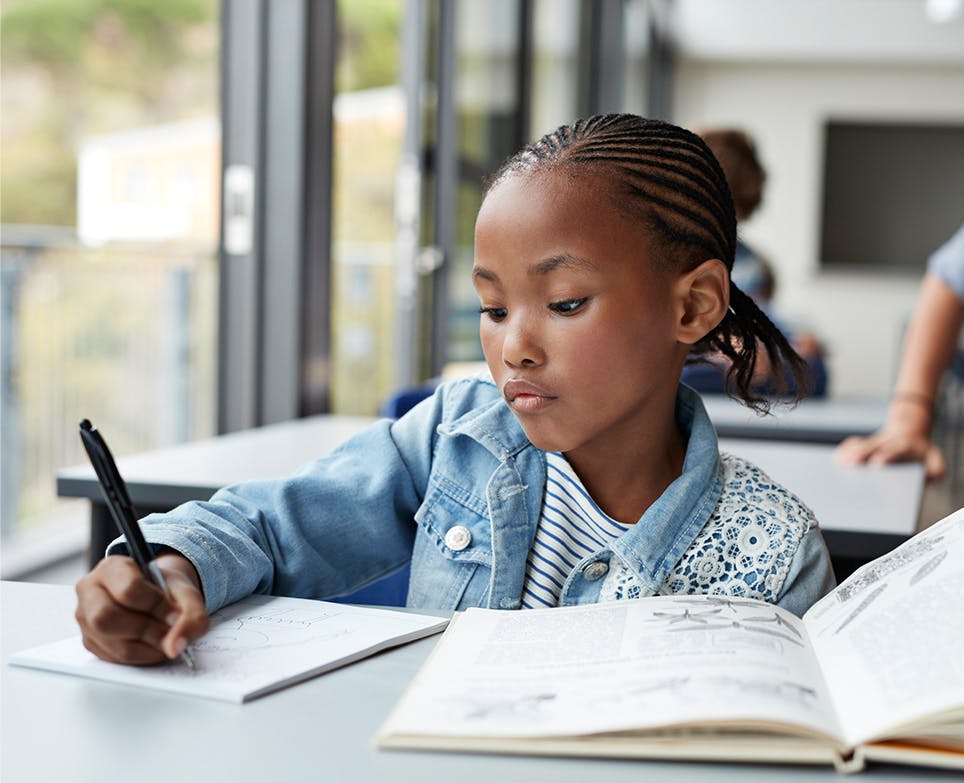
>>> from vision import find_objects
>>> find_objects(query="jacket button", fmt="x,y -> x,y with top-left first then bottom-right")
582,561 -> 609,581
444,525 -> 471,551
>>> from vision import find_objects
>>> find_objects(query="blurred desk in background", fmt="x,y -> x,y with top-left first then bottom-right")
57,413 -> 922,579
703,395 -> 889,443
56,414 -> 377,569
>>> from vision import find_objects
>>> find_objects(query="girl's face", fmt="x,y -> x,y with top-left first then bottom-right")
473,168 -> 691,462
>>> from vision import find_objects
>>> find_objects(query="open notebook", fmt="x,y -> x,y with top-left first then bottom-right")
11,594 -> 447,703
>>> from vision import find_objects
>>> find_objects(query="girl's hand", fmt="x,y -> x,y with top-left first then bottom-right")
74,551 -> 209,665
835,429 -> 946,482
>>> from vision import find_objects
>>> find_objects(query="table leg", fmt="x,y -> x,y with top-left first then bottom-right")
87,502 -> 116,571
87,501 -> 178,571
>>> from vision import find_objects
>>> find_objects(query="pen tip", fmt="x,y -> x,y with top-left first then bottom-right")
79,418 -> 92,430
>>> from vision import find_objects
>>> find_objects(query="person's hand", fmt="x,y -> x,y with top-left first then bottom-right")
75,551 -> 209,665
835,429 -> 946,482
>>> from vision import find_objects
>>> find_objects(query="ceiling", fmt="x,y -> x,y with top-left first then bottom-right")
670,0 -> 964,64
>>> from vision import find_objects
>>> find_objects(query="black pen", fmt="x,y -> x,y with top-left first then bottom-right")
78,419 -> 197,671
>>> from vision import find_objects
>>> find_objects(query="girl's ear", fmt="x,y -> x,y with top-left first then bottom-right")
674,258 -> 729,344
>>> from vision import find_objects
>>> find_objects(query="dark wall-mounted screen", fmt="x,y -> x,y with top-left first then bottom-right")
819,121 -> 964,272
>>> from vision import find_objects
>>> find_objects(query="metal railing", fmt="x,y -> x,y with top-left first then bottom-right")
1,228 -> 218,558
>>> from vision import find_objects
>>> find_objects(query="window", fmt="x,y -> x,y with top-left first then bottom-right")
330,0 -> 405,415
0,0 -> 221,573
0,0 -> 674,574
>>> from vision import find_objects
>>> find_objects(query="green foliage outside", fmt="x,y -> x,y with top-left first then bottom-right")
336,0 -> 402,92
1,0 -> 402,228
1,0 -> 219,226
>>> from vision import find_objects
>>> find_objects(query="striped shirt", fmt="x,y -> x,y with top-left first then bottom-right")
520,451 -> 630,608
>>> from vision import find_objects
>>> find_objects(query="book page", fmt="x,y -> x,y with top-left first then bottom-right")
804,507 -> 964,747
381,594 -> 843,742
10,594 -> 447,703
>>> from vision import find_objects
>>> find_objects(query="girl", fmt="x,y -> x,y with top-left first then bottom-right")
75,114 -> 835,666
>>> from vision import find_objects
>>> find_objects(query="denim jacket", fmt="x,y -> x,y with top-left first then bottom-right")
126,377 -> 835,618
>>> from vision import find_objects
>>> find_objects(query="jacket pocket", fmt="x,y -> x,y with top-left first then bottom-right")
407,475 -> 492,609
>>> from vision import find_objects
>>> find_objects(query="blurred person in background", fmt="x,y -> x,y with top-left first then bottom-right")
682,128 -> 828,398
837,224 -> 964,481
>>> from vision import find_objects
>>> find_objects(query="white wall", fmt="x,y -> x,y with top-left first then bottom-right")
673,61 -> 964,397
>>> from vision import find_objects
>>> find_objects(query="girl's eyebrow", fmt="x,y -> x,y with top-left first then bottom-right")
472,265 -> 499,282
531,254 -> 598,276
473,253 -> 597,282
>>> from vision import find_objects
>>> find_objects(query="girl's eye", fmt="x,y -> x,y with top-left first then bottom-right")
549,298 -> 587,315
479,306 -> 508,322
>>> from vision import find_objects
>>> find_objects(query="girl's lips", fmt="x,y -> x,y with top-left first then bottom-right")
510,393 -> 556,413
503,379 -> 557,412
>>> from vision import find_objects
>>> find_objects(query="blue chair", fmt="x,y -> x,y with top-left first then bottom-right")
329,383 -> 438,607
327,563 -> 412,607
681,354 -> 828,399
379,383 -> 438,418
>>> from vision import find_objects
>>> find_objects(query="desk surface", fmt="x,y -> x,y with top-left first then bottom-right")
57,414 -> 377,507
2,582 -> 954,783
703,395 -> 889,443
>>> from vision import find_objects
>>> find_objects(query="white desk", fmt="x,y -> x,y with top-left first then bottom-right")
2,582 -> 956,783
703,395 -> 889,443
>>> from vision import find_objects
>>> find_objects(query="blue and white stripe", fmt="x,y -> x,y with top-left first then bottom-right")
521,452 -> 630,608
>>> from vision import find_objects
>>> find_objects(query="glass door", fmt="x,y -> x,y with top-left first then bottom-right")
425,0 -> 532,374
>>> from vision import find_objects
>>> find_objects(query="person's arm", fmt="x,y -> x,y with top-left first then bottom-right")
72,421 -> 426,665
775,526 -> 836,618
836,273 -> 964,480
72,394 -> 451,666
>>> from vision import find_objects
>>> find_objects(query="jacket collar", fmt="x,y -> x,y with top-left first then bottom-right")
610,384 -> 724,592
440,378 -> 724,590
438,380 -> 533,459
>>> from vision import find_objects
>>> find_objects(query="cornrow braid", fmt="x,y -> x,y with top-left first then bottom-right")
485,113 -> 811,411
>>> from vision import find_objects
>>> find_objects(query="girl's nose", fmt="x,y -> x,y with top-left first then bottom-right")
502,316 -> 545,368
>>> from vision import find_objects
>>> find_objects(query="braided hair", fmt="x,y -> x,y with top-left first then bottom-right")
484,113 -> 811,411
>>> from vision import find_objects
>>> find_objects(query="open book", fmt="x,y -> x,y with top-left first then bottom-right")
378,507 -> 964,773
11,595 -> 446,703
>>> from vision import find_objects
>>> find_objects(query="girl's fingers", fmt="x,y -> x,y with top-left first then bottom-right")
80,630 -> 170,666
76,551 -> 211,664
153,554 -> 210,658
75,556 -> 182,665
98,556 -> 174,619
76,581 -> 171,644
161,583 -> 209,659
